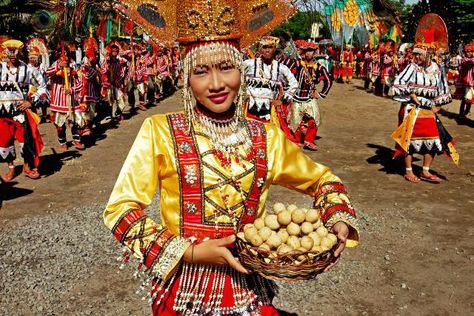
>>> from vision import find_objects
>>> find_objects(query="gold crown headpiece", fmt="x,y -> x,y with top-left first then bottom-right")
259,36 -> 280,47
113,0 -> 295,49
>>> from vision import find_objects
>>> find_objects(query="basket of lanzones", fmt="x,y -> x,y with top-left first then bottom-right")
235,203 -> 338,281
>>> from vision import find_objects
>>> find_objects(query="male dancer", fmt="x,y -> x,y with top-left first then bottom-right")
0,40 -> 46,180
101,43 -> 128,122
288,41 -> 332,150
46,45 -> 85,150
244,36 -> 298,123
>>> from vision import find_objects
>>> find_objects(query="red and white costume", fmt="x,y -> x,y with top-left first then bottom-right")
100,52 -> 128,117
0,60 -> 46,167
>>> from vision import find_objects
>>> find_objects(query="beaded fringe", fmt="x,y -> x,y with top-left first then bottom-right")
147,262 -> 276,315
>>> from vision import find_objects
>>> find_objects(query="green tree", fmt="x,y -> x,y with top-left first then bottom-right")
402,0 -> 474,50
271,11 -> 330,40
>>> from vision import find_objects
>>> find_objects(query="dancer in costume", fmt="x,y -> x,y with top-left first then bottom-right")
381,49 -> 395,97
0,40 -> 46,180
46,45 -> 86,150
392,27 -> 458,183
26,39 -> 50,123
340,45 -> 354,84
144,45 -> 157,106
105,0 -> 359,315
454,41 -> 474,119
363,48 -> 373,91
397,46 -> 413,76
79,37 -> 101,136
156,48 -> 173,99
100,43 -> 128,122
244,36 -> 298,122
368,48 -> 381,93
288,41 -> 332,150
124,43 -> 148,112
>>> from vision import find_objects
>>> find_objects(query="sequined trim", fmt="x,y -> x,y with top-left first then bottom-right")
324,211 -> 358,235
151,236 -> 190,280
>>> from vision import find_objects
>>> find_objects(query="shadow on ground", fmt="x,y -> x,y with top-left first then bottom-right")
366,143 -> 447,180
438,108 -> 474,127
38,149 -> 82,177
0,178 -> 34,209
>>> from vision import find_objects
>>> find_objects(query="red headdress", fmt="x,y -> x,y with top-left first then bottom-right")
84,27 -> 99,59
414,14 -> 448,54
305,41 -> 319,50
294,39 -> 307,48
464,41 -> 474,53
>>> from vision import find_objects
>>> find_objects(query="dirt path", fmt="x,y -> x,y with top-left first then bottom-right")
1,82 -> 473,315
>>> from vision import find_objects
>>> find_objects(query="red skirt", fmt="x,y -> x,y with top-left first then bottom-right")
151,264 -> 279,315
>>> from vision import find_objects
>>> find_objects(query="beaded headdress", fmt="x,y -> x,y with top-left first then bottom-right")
114,0 -> 294,48
115,0 -> 295,154
2,39 -> 23,56
27,38 -> 47,60
414,14 -> 448,54
259,35 -> 280,47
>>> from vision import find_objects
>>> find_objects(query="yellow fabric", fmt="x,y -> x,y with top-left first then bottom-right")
104,113 -> 359,263
447,142 -> 460,166
270,102 -> 281,128
26,109 -> 41,125
391,107 -> 418,152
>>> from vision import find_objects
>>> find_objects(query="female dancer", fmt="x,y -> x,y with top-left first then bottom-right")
392,32 -> 457,183
105,1 -> 359,314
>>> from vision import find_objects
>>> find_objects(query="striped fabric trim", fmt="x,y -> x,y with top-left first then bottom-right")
112,209 -> 147,243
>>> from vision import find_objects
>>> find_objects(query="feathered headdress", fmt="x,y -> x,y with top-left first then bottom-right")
26,38 -> 50,67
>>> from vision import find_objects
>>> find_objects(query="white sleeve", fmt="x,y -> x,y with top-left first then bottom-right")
28,66 -> 47,101
392,63 -> 416,96
279,63 -> 298,100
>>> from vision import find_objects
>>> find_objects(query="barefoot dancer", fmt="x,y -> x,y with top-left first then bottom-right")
392,19 -> 459,183
0,40 -> 45,181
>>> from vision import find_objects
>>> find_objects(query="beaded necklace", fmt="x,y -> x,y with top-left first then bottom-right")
194,107 -> 254,169
258,58 -> 274,83
300,60 -> 317,85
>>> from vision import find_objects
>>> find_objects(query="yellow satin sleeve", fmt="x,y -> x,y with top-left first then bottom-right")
104,116 -> 190,281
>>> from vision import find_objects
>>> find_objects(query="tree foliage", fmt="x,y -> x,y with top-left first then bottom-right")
271,9 -> 330,40
399,0 -> 474,50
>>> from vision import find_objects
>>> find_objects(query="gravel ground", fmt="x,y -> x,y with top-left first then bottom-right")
1,81 -> 473,315
0,190 -> 376,316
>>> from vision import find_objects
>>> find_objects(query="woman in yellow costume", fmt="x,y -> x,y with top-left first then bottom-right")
104,1 -> 359,315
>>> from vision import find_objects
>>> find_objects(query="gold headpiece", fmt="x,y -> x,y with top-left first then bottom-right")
115,0 -> 295,154
114,0 -> 295,48
259,35 -> 280,47
1,39 -> 24,57
1,39 -> 24,50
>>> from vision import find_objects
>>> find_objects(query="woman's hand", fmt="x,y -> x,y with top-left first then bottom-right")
409,93 -> 421,106
324,221 -> 350,272
183,235 -> 249,274
432,105 -> 441,113
18,100 -> 32,111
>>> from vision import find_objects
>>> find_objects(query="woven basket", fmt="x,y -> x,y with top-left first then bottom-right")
235,236 -> 336,281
